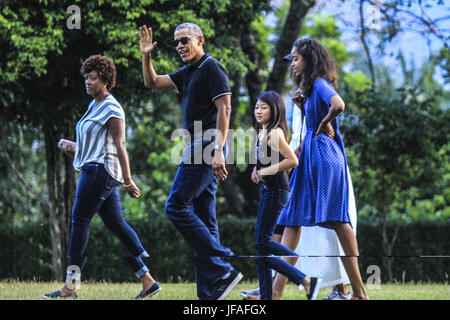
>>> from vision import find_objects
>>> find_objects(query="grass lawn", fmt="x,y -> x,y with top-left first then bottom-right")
0,280 -> 448,300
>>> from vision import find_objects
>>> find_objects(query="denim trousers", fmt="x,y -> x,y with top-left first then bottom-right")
255,184 -> 306,300
165,141 -> 233,299
68,163 -> 149,279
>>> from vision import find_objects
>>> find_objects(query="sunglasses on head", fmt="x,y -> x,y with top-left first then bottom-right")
172,36 -> 195,47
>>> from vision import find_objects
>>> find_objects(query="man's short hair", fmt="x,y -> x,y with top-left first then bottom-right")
175,23 -> 203,37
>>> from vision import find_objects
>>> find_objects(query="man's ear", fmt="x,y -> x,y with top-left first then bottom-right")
198,36 -> 205,46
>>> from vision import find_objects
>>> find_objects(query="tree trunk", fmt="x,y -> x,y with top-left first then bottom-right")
44,126 -> 63,281
359,0 -> 376,87
266,0 -> 316,94
43,123 -> 74,281
219,29 -> 259,218
240,27 -> 263,108
62,154 -> 75,271
380,222 -> 394,282
222,1 -> 316,217
380,216 -> 402,282
230,70 -> 242,129
223,67 -> 261,217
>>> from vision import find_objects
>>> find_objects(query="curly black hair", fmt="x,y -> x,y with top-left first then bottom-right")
291,38 -> 338,98
80,54 -> 117,91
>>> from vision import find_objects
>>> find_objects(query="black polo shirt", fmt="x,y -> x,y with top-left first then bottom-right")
168,54 -> 231,135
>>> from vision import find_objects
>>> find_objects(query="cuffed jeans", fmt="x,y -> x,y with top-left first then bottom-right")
165,141 -> 233,299
68,163 -> 149,279
255,184 -> 306,300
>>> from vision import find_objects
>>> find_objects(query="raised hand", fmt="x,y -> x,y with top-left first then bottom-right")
136,25 -> 157,55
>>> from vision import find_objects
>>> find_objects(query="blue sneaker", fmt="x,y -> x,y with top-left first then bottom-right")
43,290 -> 78,299
323,286 -> 352,300
135,282 -> 162,299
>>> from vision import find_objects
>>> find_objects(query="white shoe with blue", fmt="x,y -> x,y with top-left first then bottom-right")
240,288 -> 260,299
322,286 -> 352,300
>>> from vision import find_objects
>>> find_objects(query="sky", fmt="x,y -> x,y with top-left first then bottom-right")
269,0 -> 449,89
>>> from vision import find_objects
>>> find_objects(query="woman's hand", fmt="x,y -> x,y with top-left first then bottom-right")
255,170 -> 265,183
292,89 -> 305,116
250,167 -> 265,184
108,117 -> 140,199
58,139 -> 76,157
315,95 -> 344,139
251,167 -> 259,184
315,121 -> 335,139
292,89 -> 303,106
124,179 -> 141,198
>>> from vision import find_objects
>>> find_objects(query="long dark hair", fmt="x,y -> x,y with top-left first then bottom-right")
291,38 -> 338,97
255,91 -> 290,143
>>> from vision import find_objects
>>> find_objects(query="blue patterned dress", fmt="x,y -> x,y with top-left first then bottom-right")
278,78 -> 351,229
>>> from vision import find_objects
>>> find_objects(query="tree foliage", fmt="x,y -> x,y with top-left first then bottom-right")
0,0 -> 272,280
0,0 -> 448,282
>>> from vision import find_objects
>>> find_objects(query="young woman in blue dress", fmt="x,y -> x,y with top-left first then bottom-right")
273,38 -> 368,300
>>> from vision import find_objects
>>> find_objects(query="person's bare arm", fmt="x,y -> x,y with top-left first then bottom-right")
212,94 -> 231,181
137,25 -> 175,89
108,117 -> 141,198
257,128 -> 298,180
315,95 -> 344,139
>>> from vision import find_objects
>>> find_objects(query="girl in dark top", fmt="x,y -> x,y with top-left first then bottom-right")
251,91 -> 321,300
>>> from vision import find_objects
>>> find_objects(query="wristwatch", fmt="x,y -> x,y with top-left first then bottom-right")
214,144 -> 224,152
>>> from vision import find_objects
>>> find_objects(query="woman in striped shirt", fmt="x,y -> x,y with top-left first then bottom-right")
44,55 -> 160,299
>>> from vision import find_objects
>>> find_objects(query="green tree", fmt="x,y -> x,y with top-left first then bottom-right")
0,122 -> 47,224
0,0 -> 272,280
218,0 -> 316,218
340,56 -> 449,280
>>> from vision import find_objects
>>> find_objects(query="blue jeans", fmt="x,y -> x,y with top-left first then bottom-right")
68,163 -> 149,279
255,184 -> 306,300
165,141 -> 233,299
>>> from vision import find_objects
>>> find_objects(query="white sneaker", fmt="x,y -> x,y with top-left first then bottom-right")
240,288 -> 260,299
322,286 -> 352,300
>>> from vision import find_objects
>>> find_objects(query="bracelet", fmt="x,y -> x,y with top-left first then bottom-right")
123,182 -> 132,188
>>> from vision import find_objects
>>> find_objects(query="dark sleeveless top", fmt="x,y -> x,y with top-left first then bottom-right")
256,132 -> 290,191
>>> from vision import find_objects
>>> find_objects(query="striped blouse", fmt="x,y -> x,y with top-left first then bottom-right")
73,95 -> 125,182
